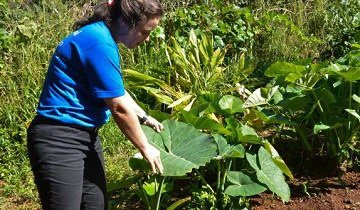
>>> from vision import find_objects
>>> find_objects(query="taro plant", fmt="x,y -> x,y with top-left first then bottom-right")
246,43 -> 360,167
174,93 -> 292,209
109,119 -> 218,210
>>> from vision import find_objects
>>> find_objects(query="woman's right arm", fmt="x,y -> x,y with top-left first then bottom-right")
104,96 -> 163,174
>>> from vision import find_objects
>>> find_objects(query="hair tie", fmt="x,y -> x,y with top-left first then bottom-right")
108,0 -> 115,6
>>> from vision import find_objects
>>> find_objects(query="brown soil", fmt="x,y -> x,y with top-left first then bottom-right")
251,171 -> 360,210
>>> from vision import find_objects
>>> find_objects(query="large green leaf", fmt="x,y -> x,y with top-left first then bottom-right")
224,171 -> 267,197
313,88 -> 337,104
257,108 -> 296,125
197,93 -> 226,115
243,86 -> 279,108
219,95 -> 244,115
246,147 -> 290,202
189,103 -> 216,117
226,118 -> 262,144
278,95 -> 311,111
143,119 -> 218,176
264,141 -> 293,179
143,178 -> 173,196
179,111 -> 231,135
213,134 -> 245,159
129,153 -> 151,172
323,64 -> 360,82
265,62 -> 306,82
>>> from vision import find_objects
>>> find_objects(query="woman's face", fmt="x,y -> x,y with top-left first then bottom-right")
119,16 -> 161,49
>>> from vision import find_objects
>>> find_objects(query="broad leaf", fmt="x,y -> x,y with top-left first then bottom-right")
129,153 -> 151,172
225,171 -> 267,197
219,95 -> 244,115
243,86 -> 279,108
246,147 -> 290,202
278,95 -> 311,111
313,88 -> 336,104
258,108 -> 296,125
198,93 -> 226,115
323,64 -> 360,82
226,118 -> 262,144
179,111 -> 231,135
213,134 -> 245,159
265,62 -> 306,82
264,141 -> 293,179
143,119 -> 218,176
143,179 -> 173,196
189,103 -> 216,117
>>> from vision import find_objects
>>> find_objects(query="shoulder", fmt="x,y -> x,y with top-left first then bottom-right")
64,21 -> 117,52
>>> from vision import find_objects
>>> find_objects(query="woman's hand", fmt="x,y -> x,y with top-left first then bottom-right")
144,116 -> 164,132
141,144 -> 164,174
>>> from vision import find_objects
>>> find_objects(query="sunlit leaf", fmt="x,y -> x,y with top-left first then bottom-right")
143,120 -> 218,176
243,86 -> 279,108
167,95 -> 193,108
225,171 -> 267,197
345,109 -> 360,122
213,134 -> 245,159
264,141 -> 293,179
246,147 -> 290,202
353,94 -> 360,104
219,95 -> 244,115
265,62 -> 306,82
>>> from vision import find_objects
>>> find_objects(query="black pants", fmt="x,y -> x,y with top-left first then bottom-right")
27,115 -> 107,210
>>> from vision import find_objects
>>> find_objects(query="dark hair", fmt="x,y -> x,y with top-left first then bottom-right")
74,0 -> 164,30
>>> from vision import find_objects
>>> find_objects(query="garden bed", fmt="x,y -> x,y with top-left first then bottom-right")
252,171 -> 360,210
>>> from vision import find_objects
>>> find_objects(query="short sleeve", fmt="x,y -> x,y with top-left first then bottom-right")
84,44 -> 125,98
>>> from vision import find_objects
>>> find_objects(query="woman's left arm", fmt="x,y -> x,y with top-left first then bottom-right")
124,91 -> 164,132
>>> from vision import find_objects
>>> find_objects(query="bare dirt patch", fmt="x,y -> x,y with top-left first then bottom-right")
252,171 -> 360,210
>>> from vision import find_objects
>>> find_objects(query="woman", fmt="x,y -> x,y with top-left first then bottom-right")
27,0 -> 164,209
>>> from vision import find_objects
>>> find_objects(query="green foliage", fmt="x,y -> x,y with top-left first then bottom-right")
246,147 -> 290,202
142,119 -> 218,176
2,0 -> 360,209
224,171 -> 267,197
167,30 -> 227,98
256,46 -> 360,166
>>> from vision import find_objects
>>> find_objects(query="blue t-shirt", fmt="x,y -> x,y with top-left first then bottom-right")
37,21 -> 125,127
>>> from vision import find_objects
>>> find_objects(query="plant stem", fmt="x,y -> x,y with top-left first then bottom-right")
195,169 -> 215,194
220,160 -> 232,192
137,180 -> 151,210
295,126 -> 312,152
155,176 -> 165,210
347,81 -> 353,138
216,160 -> 221,192
311,90 -> 325,115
